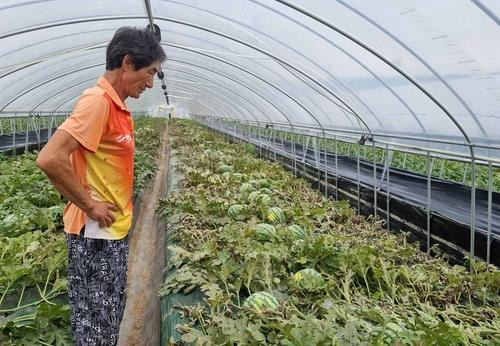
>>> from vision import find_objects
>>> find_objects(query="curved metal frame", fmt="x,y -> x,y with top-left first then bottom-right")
168,84 -> 253,122
335,0 -> 486,136
167,0 -> 423,130
272,0 -> 479,260
0,10 -> 489,143
0,15 -> 367,135
271,1 -> 474,147
0,26 -> 351,129
165,67 -> 275,124
471,1 -> 500,29
0,7 -> 489,258
161,43 -> 326,136
30,75 -> 99,111
0,63 -> 103,111
159,1 -> 380,128
166,60 -> 288,123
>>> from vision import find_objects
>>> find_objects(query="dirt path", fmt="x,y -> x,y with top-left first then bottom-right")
118,127 -> 170,346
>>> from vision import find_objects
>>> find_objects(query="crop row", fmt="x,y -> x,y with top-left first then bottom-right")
160,119 -> 499,345
0,116 -> 167,345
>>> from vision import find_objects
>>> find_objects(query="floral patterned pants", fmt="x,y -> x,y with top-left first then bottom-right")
66,232 -> 129,346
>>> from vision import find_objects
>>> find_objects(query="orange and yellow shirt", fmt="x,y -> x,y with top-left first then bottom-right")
58,77 -> 134,239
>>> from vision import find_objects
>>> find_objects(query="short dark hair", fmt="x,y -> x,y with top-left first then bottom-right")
106,26 -> 166,70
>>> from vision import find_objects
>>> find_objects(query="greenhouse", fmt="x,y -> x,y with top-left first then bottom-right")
1,1 -> 499,345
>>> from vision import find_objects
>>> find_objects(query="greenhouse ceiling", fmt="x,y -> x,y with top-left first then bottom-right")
1,0 -> 500,158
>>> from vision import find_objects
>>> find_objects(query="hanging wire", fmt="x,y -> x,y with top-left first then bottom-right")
143,0 -> 169,107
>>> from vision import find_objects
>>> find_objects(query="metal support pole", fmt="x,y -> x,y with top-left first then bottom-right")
427,151 -> 432,252
258,125 -> 262,159
357,143 -> 360,214
273,129 -> 277,161
323,135 -> 328,198
372,140 -> 377,218
292,130 -> 297,177
13,113 -> 16,155
335,136 -> 338,201
33,115 -> 40,150
25,115 -> 30,153
470,156 -> 477,260
314,137 -> 320,189
247,122 -> 251,147
487,162 -> 492,264
302,132 -> 307,177
48,112 -> 54,138
386,144 -> 390,229
281,129 -> 285,165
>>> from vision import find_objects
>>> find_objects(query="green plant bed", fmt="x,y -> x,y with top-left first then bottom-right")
0,116 -> 167,345
159,119 -> 500,345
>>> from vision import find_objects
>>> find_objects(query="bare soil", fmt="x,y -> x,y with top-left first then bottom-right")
118,129 -> 169,346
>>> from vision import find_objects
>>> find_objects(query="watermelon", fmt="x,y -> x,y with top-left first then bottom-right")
232,172 -> 245,182
254,223 -> 276,242
292,269 -> 325,292
239,183 -> 255,195
259,188 -> 273,195
258,179 -> 271,188
242,291 -> 279,313
218,164 -> 233,173
228,204 -> 245,220
292,239 -> 306,251
287,224 -> 307,239
204,149 -> 224,160
255,193 -> 272,206
248,190 -> 261,203
266,207 -> 286,223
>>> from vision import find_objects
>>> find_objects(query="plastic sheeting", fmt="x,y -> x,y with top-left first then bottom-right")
0,127 -> 58,152
1,1 -> 500,158
160,154 -> 204,344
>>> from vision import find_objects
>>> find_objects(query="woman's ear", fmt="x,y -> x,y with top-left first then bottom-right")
122,54 -> 135,71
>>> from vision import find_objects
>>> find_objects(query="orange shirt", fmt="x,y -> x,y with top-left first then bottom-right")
58,77 -> 134,239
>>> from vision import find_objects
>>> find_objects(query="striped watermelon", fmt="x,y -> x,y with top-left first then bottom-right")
292,239 -> 306,251
242,291 -> 279,313
287,224 -> 307,239
292,268 -> 325,292
204,149 -> 224,160
255,193 -> 272,206
218,164 -> 233,173
231,173 -> 245,182
239,183 -> 255,195
228,204 -> 245,220
254,223 -> 276,242
248,190 -> 261,203
266,207 -> 286,223
258,179 -> 271,188
259,188 -> 273,195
